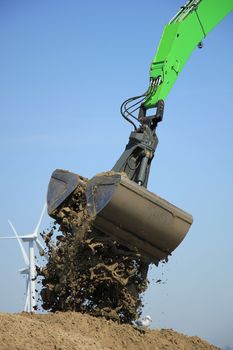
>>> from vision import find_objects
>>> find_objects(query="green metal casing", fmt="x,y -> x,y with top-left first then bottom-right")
144,0 -> 233,109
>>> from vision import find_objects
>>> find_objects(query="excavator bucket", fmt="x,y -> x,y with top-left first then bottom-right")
47,169 -> 193,263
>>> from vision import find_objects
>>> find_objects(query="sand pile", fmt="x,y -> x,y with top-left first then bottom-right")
0,312 -> 220,350
39,173 -> 149,323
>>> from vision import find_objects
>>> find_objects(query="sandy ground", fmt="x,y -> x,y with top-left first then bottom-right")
0,312 -> 221,350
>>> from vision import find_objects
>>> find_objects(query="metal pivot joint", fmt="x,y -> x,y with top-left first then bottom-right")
139,99 -> 164,129
113,98 -> 164,187
112,124 -> 159,187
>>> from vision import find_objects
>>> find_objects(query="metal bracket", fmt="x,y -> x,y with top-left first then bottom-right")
138,99 -> 164,129
112,124 -> 159,188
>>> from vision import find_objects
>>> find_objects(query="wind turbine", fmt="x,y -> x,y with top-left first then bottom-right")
0,204 -> 48,312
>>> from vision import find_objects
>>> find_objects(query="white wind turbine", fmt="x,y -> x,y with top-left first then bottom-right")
0,204 -> 48,312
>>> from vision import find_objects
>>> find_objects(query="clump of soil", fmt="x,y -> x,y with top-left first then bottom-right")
0,312 -> 221,350
39,173 -> 149,323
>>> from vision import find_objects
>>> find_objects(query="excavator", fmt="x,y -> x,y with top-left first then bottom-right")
47,0 -> 233,264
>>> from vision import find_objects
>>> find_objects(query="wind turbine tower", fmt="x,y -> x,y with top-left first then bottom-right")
0,204 -> 48,312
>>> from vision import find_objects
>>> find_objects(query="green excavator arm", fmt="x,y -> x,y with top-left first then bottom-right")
47,0 -> 232,264
143,0 -> 233,110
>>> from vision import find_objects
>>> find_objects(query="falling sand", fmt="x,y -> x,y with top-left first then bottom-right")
39,175 -> 150,323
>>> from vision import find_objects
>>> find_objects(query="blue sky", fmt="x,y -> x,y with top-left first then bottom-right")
0,1 -> 232,348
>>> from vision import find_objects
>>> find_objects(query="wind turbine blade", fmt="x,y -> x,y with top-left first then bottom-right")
19,267 -> 29,274
0,236 -> 34,239
35,238 -> 45,251
0,236 -> 23,239
35,238 -> 49,260
33,203 -> 46,236
8,220 -> 29,266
